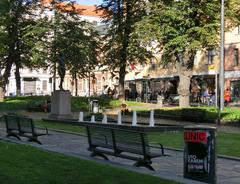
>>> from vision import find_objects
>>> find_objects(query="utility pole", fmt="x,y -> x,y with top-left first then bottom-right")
218,0 -> 225,125
53,5 -> 57,92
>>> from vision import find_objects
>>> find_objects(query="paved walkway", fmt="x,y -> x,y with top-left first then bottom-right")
0,124 -> 240,184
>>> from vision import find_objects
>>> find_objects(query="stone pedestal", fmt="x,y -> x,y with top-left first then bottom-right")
49,90 -> 73,119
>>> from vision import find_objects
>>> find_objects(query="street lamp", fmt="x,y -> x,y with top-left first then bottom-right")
218,0 -> 225,125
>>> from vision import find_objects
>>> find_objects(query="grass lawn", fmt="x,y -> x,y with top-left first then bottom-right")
34,120 -> 240,158
149,131 -> 240,158
0,141 -> 179,184
35,120 -> 86,134
2,96 -> 240,122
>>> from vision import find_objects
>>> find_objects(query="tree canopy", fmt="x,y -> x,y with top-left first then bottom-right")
99,0 -> 152,99
135,0 -> 240,107
0,0 -> 100,95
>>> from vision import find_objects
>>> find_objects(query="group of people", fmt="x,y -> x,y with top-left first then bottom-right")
201,88 -> 216,105
102,86 -> 118,98
192,86 -> 232,106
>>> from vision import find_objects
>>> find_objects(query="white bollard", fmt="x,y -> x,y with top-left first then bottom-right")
102,114 -> 107,124
132,111 -> 137,126
149,110 -> 155,127
91,115 -> 95,123
78,111 -> 84,122
117,111 -> 122,125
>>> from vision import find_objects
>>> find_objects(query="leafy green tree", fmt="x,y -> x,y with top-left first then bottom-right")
0,0 -> 100,97
0,0 -> 48,96
0,0 -> 10,101
135,0 -> 240,107
41,1 -> 100,93
99,0 -> 152,100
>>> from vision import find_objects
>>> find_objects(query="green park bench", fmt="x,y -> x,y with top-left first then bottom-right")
4,114 -> 49,144
85,124 -> 166,170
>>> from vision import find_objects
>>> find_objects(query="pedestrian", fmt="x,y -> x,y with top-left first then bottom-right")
203,88 -> 210,105
224,88 -> 231,106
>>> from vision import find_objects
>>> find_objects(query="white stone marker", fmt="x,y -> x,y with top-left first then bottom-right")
117,112 -> 122,125
149,110 -> 155,127
132,111 -> 137,126
78,111 -> 83,122
102,114 -> 107,124
91,115 -> 95,123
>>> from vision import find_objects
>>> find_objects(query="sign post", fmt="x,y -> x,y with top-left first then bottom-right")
183,126 -> 217,184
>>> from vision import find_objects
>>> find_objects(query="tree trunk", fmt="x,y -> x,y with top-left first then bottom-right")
118,64 -> 126,100
3,0 -> 22,95
0,87 -> 4,102
75,77 -> 78,96
15,61 -> 21,96
177,63 -> 192,107
117,0 -> 131,101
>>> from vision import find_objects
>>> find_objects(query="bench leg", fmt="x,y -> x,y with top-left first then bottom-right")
7,133 -> 21,140
91,151 -> 109,160
133,161 -> 154,171
28,137 -> 42,145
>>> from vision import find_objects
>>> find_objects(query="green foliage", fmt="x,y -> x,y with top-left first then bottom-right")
0,141 -> 178,184
1,96 -> 240,123
0,96 -> 49,110
134,0 -> 240,107
138,106 -> 240,123
0,0 -> 49,93
47,3 -> 100,80
99,0 -> 152,97
136,0 -> 222,65
0,0 -> 101,94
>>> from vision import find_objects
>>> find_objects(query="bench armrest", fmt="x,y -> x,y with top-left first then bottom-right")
35,126 -> 49,135
148,143 -> 165,156
44,126 -> 49,135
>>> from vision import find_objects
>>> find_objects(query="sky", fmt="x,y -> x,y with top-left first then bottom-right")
76,0 -> 103,5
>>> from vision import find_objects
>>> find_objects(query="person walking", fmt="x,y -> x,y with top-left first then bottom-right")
224,88 -> 231,106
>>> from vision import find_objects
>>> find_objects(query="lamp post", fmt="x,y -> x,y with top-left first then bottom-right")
218,0 -> 225,125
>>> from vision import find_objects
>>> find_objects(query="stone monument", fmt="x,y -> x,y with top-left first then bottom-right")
49,90 -> 72,119
49,53 -> 72,119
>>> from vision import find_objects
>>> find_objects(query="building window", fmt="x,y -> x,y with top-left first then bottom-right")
78,79 -> 83,91
97,77 -> 101,91
42,80 -> 47,91
83,79 -> 86,91
206,50 -> 216,65
234,48 -> 239,66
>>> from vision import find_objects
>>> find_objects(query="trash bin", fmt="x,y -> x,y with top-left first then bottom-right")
91,100 -> 99,114
183,126 -> 216,184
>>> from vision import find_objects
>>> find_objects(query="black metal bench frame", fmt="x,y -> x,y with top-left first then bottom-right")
4,114 -> 49,144
85,124 -> 165,170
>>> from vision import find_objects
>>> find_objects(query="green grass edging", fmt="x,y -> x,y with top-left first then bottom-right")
0,141 -> 179,184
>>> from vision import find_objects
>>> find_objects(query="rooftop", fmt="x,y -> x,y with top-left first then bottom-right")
41,0 -> 103,17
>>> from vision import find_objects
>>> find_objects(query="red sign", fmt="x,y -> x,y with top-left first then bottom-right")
184,131 -> 207,143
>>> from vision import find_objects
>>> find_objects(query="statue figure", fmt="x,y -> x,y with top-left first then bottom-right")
58,53 -> 66,90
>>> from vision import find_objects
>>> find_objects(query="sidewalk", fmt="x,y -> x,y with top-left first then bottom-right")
0,125 -> 240,184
